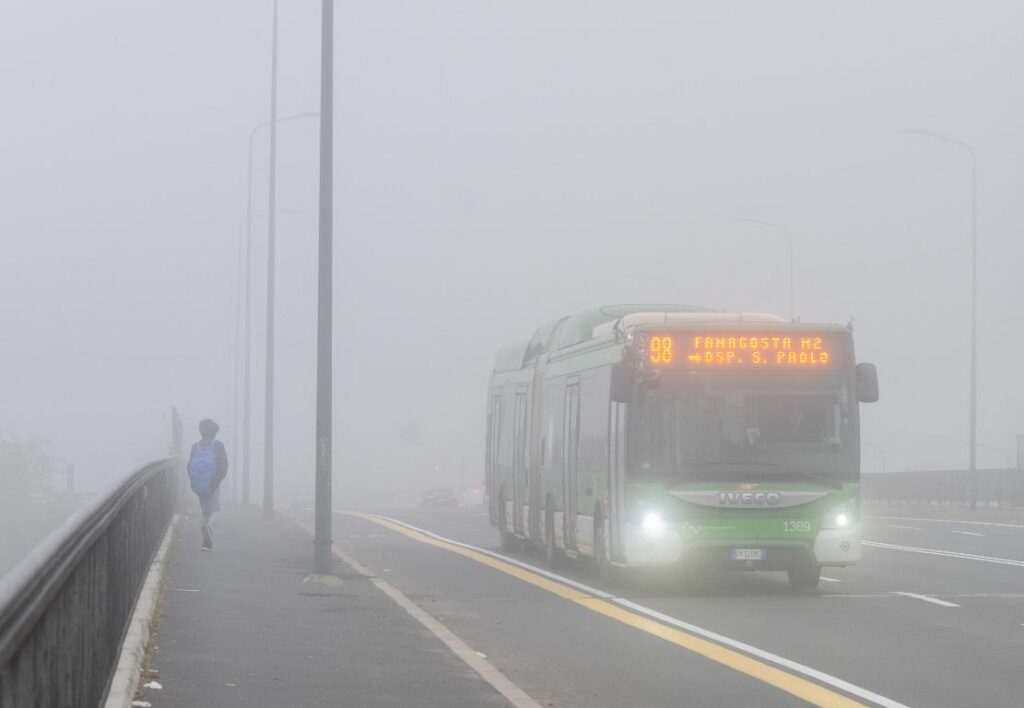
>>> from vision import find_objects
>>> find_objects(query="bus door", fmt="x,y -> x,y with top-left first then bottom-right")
512,391 -> 528,534
563,382 -> 580,550
486,393 -> 501,524
608,401 -> 627,561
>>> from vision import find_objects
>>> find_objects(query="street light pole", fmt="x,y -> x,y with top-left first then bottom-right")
313,0 -> 334,574
903,128 -> 978,510
735,218 -> 795,320
973,443 -> 1010,469
264,0 -> 280,521
232,224 -> 244,506
243,129 -> 255,506
243,137 -> 253,505
242,115 -> 318,507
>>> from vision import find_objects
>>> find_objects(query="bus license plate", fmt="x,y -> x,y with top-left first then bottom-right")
731,548 -> 765,561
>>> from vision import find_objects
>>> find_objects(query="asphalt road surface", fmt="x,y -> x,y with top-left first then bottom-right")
321,506 -> 1024,707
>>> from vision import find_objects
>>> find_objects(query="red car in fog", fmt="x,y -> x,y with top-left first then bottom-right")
420,487 -> 459,508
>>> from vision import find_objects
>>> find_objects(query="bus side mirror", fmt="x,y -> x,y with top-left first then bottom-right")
856,363 -> 879,403
610,366 -> 633,403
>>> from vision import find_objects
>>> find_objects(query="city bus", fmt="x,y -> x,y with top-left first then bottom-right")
485,305 -> 879,589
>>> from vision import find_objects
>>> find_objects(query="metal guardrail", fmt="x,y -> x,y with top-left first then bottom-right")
0,457 -> 180,708
862,468 -> 1024,508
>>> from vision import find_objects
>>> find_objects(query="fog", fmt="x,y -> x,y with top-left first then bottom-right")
2,1 -> 1022,535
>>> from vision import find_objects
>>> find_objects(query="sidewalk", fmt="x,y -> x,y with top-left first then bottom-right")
142,506 -> 507,708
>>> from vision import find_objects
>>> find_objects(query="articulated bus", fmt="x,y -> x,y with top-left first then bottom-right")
485,305 -> 879,589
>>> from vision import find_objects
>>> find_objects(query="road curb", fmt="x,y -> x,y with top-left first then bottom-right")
103,513 -> 179,708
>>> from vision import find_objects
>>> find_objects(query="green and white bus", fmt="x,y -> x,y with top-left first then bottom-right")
485,305 -> 879,589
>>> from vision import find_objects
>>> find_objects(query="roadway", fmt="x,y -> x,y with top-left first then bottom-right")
325,506 -> 1024,707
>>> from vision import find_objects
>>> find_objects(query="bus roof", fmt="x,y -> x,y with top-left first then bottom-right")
493,341 -> 530,372
590,310 -> 786,338
525,305 -> 714,362
492,305 -> 847,373
495,305 -> 708,372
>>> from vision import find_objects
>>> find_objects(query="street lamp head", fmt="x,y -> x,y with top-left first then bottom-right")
734,217 -> 792,236
900,127 -> 975,155
900,128 -> 947,142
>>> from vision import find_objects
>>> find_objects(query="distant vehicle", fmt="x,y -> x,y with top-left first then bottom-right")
460,487 -> 484,508
486,305 -> 879,590
421,487 -> 459,508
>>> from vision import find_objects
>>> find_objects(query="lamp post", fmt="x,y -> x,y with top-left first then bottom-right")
735,218 -> 795,320
263,0 -> 281,521
313,0 -> 334,574
243,115 -> 317,509
973,443 -> 1010,469
903,128 -> 978,510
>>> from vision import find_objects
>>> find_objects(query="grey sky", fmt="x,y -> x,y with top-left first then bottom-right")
2,1 -> 1021,503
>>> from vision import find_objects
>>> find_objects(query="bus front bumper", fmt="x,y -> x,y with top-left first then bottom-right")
813,526 -> 861,566
619,524 -> 861,569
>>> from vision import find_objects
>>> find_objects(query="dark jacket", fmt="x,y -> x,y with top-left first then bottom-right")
187,439 -> 229,489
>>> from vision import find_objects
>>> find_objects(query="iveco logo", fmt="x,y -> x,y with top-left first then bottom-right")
671,489 -> 827,509
718,491 -> 782,507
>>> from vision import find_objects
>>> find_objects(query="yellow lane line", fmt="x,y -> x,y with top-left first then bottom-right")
346,511 -> 863,708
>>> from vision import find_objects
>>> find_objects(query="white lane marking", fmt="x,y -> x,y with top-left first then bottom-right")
348,556 -> 541,708
864,540 -> 1024,568
820,576 -> 842,583
887,525 -> 921,530
827,592 -> 1024,600
890,592 -> 960,608
823,594 -> 900,599
867,515 -> 1024,529
363,512 -> 909,708
291,518 -> 540,708
951,530 -> 985,537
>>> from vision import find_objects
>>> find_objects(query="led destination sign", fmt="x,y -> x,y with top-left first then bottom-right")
641,333 -> 844,369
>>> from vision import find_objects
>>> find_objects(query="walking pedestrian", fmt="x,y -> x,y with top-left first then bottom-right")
186,418 -> 228,551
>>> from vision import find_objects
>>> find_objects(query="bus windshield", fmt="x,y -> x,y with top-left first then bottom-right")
627,370 -> 856,484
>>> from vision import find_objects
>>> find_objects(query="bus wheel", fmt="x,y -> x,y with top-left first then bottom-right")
544,503 -> 562,569
788,563 -> 821,591
595,515 -> 622,588
498,492 -> 518,552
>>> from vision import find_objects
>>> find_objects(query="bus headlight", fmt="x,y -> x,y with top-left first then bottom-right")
641,511 -> 667,537
822,502 -> 857,530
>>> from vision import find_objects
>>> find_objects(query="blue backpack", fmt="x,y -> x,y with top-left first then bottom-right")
188,441 -> 218,495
